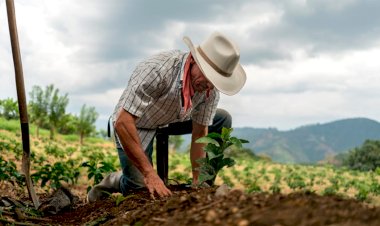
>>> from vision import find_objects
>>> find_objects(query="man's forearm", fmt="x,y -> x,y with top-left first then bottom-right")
115,109 -> 172,197
190,122 -> 208,183
114,110 -> 155,177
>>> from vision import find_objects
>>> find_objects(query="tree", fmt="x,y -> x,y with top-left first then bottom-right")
29,84 -> 69,139
48,86 -> 69,139
58,113 -> 77,135
76,104 -> 98,145
0,98 -> 19,120
29,86 -> 50,138
343,140 -> 380,171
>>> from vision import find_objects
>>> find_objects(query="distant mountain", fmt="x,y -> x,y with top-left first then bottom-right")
232,118 -> 380,163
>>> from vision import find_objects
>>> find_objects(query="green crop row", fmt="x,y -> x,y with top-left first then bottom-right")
1,126 -> 380,205
0,131 -> 119,193
168,151 -> 380,205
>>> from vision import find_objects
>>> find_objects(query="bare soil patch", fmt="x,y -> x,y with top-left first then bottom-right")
2,185 -> 373,226
1,182 -> 380,226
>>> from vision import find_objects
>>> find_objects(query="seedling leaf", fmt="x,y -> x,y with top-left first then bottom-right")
196,137 -> 220,147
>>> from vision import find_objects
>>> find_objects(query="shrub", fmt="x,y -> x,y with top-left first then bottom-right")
343,140 -> 380,171
81,159 -> 117,192
0,156 -> 24,186
32,160 -> 80,190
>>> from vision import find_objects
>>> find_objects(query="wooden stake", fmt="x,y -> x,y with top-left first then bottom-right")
6,0 -> 40,209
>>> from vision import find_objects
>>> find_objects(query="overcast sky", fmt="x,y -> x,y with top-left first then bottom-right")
1,0 -> 380,131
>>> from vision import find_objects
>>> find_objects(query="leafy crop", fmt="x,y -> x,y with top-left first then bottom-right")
286,172 -> 307,191
0,156 -> 24,186
81,159 -> 117,192
195,127 -> 249,185
2,115 -> 380,205
32,160 -> 80,190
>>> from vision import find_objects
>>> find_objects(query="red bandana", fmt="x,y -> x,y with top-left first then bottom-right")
182,53 -> 194,112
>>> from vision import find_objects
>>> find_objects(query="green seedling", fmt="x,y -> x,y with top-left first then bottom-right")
195,127 -> 249,185
114,194 -> 135,206
81,159 -> 116,192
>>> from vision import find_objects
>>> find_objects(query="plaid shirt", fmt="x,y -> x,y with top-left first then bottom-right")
112,50 -> 220,150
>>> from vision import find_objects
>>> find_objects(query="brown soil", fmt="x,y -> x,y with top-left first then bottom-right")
3,185 -> 376,226
0,186 -> 380,226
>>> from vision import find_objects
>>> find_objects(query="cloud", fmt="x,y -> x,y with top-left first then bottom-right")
1,0 -> 380,131
221,46 -> 380,129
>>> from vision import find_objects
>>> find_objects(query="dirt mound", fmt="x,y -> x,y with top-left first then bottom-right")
42,185 -> 380,226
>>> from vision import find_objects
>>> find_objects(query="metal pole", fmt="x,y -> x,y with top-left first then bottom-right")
156,133 -> 169,184
6,0 -> 40,209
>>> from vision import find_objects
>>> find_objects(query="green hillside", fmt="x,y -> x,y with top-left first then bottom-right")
233,118 -> 380,163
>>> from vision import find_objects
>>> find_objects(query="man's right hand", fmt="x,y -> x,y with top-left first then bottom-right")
144,170 -> 172,198
115,110 -> 172,198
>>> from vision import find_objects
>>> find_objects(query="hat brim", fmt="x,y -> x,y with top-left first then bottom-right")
183,36 -> 246,96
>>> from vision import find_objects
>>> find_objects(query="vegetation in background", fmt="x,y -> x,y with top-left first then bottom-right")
1,117 -> 380,205
29,84 -> 69,139
27,84 -> 98,143
169,135 -> 184,152
58,113 -> 78,135
47,85 -> 69,139
232,118 -> 380,163
343,140 -> 380,171
0,98 -> 19,120
29,85 -> 50,138
76,104 -> 99,145
0,117 -> 21,133
0,117 -> 119,193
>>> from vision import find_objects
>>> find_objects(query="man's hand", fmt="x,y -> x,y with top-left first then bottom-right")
115,110 -> 171,199
144,171 -> 172,198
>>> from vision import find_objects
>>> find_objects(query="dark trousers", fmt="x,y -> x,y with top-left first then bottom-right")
118,108 -> 232,194
155,108 -> 232,135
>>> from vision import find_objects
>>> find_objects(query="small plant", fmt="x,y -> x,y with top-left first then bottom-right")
246,176 -> 262,193
269,177 -> 281,194
322,186 -> 338,196
81,159 -> 117,192
355,184 -> 371,201
220,174 -> 235,187
114,194 -> 135,206
31,152 -> 47,166
45,143 -> 65,158
375,167 -> 380,176
65,147 -> 77,157
286,172 -> 306,191
0,156 -> 24,186
169,171 -> 192,184
195,127 -> 248,185
369,175 -> 380,195
32,160 -> 80,190
307,173 -> 316,188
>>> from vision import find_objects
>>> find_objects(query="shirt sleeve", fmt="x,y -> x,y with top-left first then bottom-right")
121,63 -> 165,118
191,89 -> 220,126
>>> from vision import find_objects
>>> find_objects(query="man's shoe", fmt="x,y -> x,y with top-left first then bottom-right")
87,171 -> 122,202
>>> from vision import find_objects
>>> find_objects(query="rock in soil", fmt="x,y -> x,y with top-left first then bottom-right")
38,186 -> 79,215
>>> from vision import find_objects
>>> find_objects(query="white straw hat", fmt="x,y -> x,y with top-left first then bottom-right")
183,31 -> 246,96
